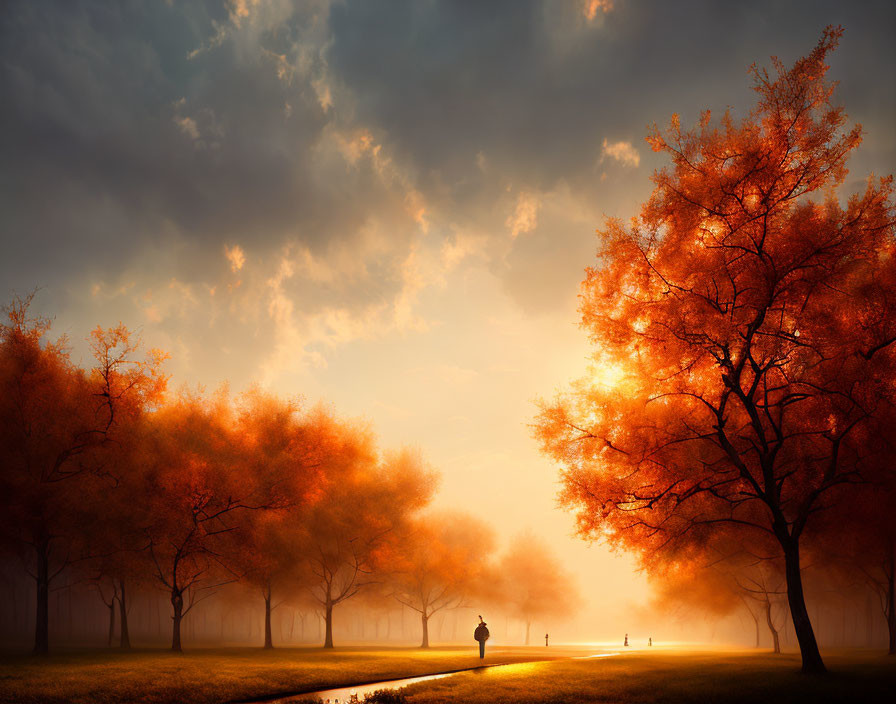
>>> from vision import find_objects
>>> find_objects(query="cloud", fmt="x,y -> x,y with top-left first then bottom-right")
601,139 -> 640,168
1,0 -> 893,382
583,0 -> 614,21
506,191 -> 541,239
229,0 -> 261,25
174,115 -> 200,140
224,245 -> 246,272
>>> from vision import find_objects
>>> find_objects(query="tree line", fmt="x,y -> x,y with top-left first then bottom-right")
0,295 -> 577,655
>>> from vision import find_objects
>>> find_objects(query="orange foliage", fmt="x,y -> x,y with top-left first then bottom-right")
389,511 -> 496,647
496,531 -> 581,644
534,28 -> 895,673
0,294 -> 447,653
304,441 -> 438,648
0,294 -> 166,654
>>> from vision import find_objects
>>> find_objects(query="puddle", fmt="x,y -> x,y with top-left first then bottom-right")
268,652 -> 619,703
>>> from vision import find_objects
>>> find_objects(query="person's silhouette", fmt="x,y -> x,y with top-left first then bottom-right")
624,633 -> 629,647
474,615 -> 490,659
545,633 -> 549,647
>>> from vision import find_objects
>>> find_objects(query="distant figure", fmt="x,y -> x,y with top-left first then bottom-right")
545,633 -> 549,647
624,633 -> 629,647
474,615 -> 490,659
648,637 -> 652,647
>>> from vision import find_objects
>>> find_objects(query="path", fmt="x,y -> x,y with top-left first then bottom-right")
255,650 -> 620,703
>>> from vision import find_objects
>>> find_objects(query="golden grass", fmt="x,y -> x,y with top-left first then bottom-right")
2,647 -> 894,703
403,649 -> 896,704
0,645 -> 562,704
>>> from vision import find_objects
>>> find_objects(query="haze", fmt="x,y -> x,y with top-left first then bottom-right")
2,0 -> 895,652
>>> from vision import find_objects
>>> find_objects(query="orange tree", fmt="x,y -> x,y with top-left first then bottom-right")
0,296 -> 164,655
305,444 -> 437,649
534,28 -> 895,674
497,531 -> 580,646
233,390 -> 327,650
389,511 -> 495,648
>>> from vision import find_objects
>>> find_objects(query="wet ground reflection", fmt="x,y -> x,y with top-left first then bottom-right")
270,652 -> 619,703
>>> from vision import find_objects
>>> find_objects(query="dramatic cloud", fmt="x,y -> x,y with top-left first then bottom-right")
601,139 -> 640,168
1,0 -> 893,385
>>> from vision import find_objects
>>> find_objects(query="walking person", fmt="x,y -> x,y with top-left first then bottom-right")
545,633 -> 549,647
474,616 -> 490,659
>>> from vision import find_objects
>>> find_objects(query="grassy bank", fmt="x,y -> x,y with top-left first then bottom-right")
0,646 -> 561,704
402,649 -> 896,704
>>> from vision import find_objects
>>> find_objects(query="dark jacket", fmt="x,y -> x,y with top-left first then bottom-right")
474,624 -> 490,642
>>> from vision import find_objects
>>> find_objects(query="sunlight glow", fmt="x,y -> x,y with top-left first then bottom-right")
592,362 -> 625,389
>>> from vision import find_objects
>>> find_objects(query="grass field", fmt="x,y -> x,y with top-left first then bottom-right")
402,649 -> 896,704
0,646 -> 894,704
0,646 -> 560,704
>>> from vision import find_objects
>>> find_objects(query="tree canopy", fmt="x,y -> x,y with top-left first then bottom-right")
535,27 -> 895,673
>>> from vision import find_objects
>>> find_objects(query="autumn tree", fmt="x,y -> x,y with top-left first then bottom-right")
0,295 -> 164,655
233,390 -> 327,649
390,511 -> 495,648
89,577 -> 119,648
140,389 -> 284,652
496,531 -> 580,645
80,330 -> 167,649
305,439 -> 436,648
535,28 -> 895,674
639,514 -> 791,652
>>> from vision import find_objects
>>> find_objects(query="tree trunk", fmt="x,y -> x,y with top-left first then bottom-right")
324,601 -> 334,648
887,538 -> 895,655
171,589 -> 184,652
107,598 -> 116,647
765,599 -> 781,654
118,580 -> 131,649
525,620 -> 531,646
865,591 -> 874,648
421,612 -> 429,648
33,539 -> 50,656
263,585 -> 273,649
782,541 -> 825,673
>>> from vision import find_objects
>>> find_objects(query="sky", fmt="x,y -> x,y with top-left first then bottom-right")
2,0 -> 895,642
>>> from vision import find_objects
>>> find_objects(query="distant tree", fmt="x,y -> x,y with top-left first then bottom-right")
305,442 -> 436,648
90,576 -> 118,648
497,532 -> 580,645
850,497 -> 896,655
390,511 -> 495,648
644,521 -> 791,652
815,441 -> 896,655
534,28 -> 895,673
